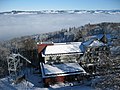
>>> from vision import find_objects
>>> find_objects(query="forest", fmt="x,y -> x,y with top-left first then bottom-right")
0,22 -> 120,89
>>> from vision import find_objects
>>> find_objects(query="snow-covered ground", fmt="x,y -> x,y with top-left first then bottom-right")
0,78 -> 94,90
0,12 -> 120,40
0,68 -> 94,90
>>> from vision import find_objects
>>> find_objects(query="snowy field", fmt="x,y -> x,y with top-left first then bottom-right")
0,78 -> 94,90
0,13 -> 120,40
0,69 -> 94,90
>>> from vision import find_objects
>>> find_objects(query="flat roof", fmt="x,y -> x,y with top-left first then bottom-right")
42,42 -> 83,57
40,63 -> 86,78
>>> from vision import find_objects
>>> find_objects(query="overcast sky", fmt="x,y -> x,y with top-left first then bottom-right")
0,0 -> 120,11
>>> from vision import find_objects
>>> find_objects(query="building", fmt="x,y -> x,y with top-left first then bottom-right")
82,38 -> 110,74
38,42 -> 87,86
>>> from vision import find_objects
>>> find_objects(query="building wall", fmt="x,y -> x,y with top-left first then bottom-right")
39,53 -> 45,63
43,74 -> 86,86
44,54 -> 79,64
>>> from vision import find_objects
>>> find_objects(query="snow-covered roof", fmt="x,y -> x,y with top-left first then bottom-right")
40,63 -> 86,78
42,42 -> 83,57
85,34 -> 111,40
83,39 -> 104,47
89,40 -> 104,47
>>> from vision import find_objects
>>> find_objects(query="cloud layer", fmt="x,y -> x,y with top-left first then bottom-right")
0,13 -> 120,40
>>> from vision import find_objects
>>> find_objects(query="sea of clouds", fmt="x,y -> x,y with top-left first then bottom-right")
0,13 -> 120,40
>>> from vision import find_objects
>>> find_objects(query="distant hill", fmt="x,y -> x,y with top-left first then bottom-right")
1,22 -> 120,48
0,10 -> 120,15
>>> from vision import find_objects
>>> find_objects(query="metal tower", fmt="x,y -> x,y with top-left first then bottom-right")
7,53 -> 31,82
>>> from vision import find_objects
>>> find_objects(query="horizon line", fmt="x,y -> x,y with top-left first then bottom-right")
1,9 -> 120,12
